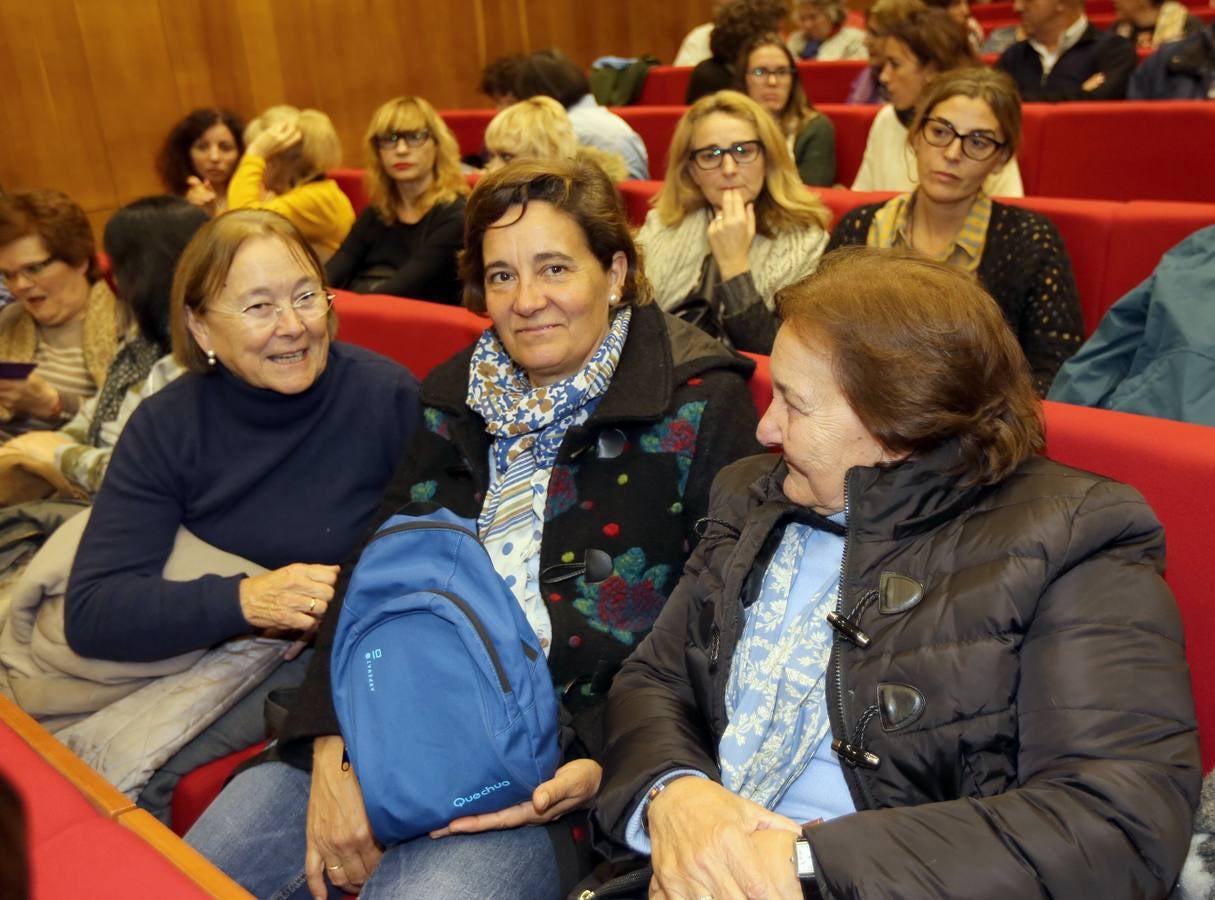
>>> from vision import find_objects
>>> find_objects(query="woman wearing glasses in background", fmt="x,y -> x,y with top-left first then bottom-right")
227,105 -> 356,263
326,97 -> 470,304
637,90 -> 830,354
828,69 -> 1083,394
63,209 -> 419,822
0,189 -> 121,440
736,33 -> 837,186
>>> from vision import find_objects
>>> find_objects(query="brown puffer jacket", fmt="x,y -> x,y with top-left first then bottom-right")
595,446 -> 1200,899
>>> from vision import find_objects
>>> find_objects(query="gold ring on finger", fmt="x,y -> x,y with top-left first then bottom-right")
326,862 -> 343,871
309,597 -> 317,613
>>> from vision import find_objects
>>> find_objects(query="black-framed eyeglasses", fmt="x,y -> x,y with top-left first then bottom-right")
0,256 -> 56,285
689,140 -> 764,171
374,129 -> 431,149
919,117 -> 1006,162
746,66 -> 796,81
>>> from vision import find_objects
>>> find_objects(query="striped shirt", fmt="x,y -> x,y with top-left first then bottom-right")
867,191 -> 992,274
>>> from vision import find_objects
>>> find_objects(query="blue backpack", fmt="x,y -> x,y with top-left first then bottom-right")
330,505 -> 561,844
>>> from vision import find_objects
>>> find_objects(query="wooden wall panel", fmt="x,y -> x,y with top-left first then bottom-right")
0,0 -> 714,238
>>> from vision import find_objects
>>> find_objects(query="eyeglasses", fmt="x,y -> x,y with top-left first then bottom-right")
374,129 -> 431,149
206,290 -> 335,332
919,117 -> 1006,162
689,140 -> 764,171
0,256 -> 56,285
746,66 -> 796,81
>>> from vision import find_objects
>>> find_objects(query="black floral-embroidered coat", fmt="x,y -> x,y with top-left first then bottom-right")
279,303 -> 762,764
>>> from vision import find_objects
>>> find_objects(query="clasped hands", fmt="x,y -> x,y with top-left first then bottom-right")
647,777 -> 805,900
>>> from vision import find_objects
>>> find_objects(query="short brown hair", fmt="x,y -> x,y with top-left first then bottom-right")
867,0 -> 926,36
0,189 -> 100,283
710,0 -> 789,63
170,209 -> 334,373
777,247 -> 1043,484
459,159 -> 652,314
885,7 -> 979,72
911,67 -> 1023,160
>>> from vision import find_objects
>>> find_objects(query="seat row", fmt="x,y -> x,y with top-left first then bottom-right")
324,166 -> 1215,337
437,101 -> 1215,202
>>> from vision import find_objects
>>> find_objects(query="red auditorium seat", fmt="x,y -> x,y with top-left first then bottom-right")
440,109 -> 496,158
170,742 -> 267,837
1101,201 -> 1215,313
610,106 -> 685,180
798,60 -> 868,105
637,66 -> 691,105
1028,102 -> 1215,203
333,291 -> 487,379
329,168 -> 368,216
1042,401 -> 1215,772
815,104 -> 880,187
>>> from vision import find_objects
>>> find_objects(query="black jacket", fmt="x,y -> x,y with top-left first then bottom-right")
997,23 -> 1137,100
1129,23 -> 1215,99
277,303 -> 762,766
826,201 -> 1084,396
596,449 -> 1199,898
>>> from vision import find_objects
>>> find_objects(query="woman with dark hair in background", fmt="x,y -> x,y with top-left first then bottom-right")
0,196 -> 206,500
737,33 -> 837,185
0,190 -> 121,440
513,51 -> 650,180
686,0 -> 790,103
156,108 -> 245,217
326,96 -> 469,303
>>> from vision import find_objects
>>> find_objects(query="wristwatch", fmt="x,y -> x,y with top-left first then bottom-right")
795,835 -> 821,898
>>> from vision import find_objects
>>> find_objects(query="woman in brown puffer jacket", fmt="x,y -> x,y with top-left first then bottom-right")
594,247 -> 1200,900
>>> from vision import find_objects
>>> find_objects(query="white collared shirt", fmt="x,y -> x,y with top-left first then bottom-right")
1028,14 -> 1089,76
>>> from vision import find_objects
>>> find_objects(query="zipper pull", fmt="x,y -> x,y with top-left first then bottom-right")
708,624 -> 721,669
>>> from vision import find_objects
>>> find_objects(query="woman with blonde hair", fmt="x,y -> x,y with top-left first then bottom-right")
736,32 -> 837,185
637,89 -> 830,354
326,96 -> 469,303
483,96 -> 630,182
227,105 -> 355,261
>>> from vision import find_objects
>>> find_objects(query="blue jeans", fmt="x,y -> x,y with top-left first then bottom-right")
187,761 -> 562,900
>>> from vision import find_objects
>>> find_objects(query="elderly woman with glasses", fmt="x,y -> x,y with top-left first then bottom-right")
62,209 -> 419,822
637,90 -> 830,355
0,189 -> 122,440
326,97 -> 470,303
828,69 -> 1082,394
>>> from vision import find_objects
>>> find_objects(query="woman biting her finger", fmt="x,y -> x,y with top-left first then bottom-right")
637,90 -> 830,355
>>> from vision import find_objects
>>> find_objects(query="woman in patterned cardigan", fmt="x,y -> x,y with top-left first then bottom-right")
188,158 -> 762,900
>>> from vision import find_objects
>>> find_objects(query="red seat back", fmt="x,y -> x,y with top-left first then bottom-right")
610,106 -> 686,181
798,60 -> 868,105
440,109 -> 496,158
817,104 -> 880,187
617,180 -> 662,227
637,66 -> 692,105
333,290 -> 487,379
1030,102 -> 1215,203
1042,400 -> 1215,771
1101,202 -> 1215,313
329,168 -> 368,217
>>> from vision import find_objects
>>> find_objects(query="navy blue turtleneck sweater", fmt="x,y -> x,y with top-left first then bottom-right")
65,342 -> 419,662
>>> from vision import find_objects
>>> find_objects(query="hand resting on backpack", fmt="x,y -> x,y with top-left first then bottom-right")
429,758 -> 603,838
239,563 -> 338,633
306,735 -> 383,900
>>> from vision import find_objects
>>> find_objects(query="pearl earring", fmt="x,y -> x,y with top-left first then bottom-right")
608,293 -> 620,306
206,350 -> 217,367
